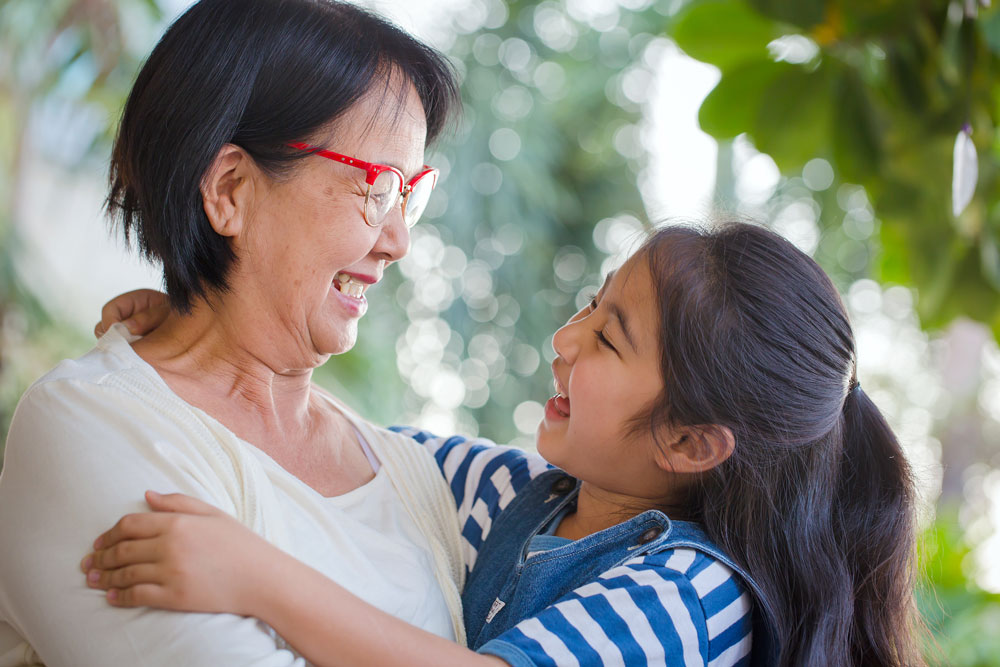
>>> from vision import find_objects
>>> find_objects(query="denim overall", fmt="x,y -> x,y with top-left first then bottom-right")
462,469 -> 779,666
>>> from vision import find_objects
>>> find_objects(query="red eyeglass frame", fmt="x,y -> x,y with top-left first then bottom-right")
287,142 -> 438,227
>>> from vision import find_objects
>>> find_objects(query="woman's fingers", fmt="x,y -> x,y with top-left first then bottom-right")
87,562 -> 165,591
145,491 -> 225,517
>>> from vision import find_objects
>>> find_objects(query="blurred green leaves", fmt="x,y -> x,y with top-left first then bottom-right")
672,0 -> 1000,338
0,0 -> 160,451
918,513 -> 1000,666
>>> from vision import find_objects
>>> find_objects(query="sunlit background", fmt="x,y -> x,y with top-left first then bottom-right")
2,0 -> 999,662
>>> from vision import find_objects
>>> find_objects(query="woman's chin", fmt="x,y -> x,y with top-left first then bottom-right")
310,320 -> 359,359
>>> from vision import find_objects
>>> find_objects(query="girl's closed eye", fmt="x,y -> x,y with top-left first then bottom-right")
594,327 -> 617,354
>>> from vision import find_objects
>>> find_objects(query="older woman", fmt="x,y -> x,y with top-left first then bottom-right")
0,1 -> 463,665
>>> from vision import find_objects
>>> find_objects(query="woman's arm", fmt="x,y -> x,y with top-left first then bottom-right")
0,381 -> 306,666
85,492 -> 506,667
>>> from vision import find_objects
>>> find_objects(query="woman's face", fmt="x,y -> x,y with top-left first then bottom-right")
234,80 -> 428,361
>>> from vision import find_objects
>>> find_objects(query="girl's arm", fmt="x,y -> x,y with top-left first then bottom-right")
94,288 -> 170,337
82,492 -> 506,667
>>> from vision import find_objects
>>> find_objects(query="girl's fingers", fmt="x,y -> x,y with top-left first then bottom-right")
94,512 -> 172,550
98,289 -> 168,335
107,583 -> 173,609
88,536 -> 162,571
123,301 -> 170,335
88,563 -> 165,591
145,491 -> 225,517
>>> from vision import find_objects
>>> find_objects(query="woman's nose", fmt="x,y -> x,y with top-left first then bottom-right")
373,206 -> 411,263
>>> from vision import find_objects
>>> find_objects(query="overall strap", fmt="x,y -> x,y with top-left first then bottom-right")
659,519 -> 781,666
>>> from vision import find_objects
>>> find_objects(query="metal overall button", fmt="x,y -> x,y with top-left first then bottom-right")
637,526 -> 663,545
550,477 -> 574,494
545,476 -> 575,503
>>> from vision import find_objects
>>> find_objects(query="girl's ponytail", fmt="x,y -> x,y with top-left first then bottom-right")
638,223 -> 923,666
837,384 -> 919,665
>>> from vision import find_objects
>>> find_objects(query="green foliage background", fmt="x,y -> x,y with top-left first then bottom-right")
1,0 -> 999,663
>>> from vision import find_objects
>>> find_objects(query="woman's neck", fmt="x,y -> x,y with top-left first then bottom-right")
131,300 -> 325,442
127,298 -> 375,498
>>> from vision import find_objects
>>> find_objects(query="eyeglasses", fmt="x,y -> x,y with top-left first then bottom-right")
288,142 -> 438,228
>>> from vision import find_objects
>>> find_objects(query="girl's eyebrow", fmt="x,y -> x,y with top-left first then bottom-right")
598,270 -> 638,353
608,301 -> 637,353
598,271 -> 615,294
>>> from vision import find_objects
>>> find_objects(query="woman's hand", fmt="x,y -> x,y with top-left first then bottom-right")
80,491 -> 276,617
94,289 -> 170,338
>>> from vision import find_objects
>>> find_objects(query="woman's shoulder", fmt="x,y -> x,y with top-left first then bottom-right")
20,324 -> 156,399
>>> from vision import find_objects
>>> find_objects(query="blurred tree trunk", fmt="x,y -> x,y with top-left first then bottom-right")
937,319 -> 991,505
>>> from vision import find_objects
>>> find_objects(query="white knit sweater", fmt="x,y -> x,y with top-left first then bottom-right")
0,324 -> 464,666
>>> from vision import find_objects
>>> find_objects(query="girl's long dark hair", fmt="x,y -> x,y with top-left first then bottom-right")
637,223 -> 920,666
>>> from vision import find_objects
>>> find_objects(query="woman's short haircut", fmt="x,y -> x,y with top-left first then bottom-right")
107,0 -> 460,311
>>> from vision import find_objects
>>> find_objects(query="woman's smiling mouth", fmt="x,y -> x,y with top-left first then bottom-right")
333,272 -> 368,298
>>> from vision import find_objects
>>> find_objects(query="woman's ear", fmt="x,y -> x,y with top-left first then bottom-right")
653,424 -> 735,475
200,144 -> 254,238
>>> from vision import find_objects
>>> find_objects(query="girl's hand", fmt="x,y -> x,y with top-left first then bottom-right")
94,289 -> 170,338
80,491 -> 275,617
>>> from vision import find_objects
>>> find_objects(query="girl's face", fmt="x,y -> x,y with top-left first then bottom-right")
538,253 -> 672,500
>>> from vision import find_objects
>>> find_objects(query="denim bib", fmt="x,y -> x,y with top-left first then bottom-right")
461,469 -> 779,665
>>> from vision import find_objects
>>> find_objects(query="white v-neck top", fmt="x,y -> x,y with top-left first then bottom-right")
0,326 -> 454,667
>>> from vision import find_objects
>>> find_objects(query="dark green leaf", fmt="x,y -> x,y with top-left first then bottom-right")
698,59 -> 787,139
831,69 -> 882,183
748,0 -> 825,29
672,0 -> 778,70
752,64 -> 832,171
978,6 -> 1000,56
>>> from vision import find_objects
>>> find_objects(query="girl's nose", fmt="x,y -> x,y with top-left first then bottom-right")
551,318 -> 581,364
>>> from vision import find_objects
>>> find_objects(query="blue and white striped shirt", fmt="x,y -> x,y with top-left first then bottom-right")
393,427 -> 754,666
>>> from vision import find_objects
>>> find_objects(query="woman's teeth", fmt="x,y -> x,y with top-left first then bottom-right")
335,273 -> 365,298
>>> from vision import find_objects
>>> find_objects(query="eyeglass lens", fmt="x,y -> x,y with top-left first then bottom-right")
402,173 -> 437,227
365,170 -> 403,226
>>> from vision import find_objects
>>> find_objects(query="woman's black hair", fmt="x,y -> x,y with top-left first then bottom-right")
636,223 -> 921,666
107,0 -> 460,311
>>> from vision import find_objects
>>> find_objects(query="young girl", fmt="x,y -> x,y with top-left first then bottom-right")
81,223 -> 921,666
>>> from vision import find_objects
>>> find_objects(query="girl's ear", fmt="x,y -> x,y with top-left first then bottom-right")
200,144 -> 255,238
653,424 -> 735,474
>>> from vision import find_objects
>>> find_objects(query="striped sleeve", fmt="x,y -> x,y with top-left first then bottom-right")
477,548 -> 754,667
389,426 -> 552,573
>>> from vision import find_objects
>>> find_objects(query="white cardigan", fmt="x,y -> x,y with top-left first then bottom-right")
0,325 -> 464,666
